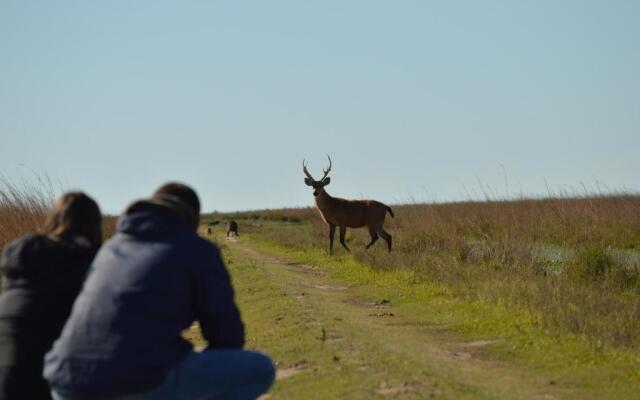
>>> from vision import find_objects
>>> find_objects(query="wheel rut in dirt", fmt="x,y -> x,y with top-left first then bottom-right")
225,238 -> 574,400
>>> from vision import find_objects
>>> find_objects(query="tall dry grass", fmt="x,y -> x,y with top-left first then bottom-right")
0,177 -> 118,256
224,194 -> 640,348
0,177 -> 53,251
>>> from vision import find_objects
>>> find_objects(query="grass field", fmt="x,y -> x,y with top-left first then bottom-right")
205,195 -> 640,350
1,180 -> 639,398
186,222 -> 640,399
196,195 -> 640,397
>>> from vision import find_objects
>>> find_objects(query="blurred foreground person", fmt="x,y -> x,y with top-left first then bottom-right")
0,192 -> 102,400
45,182 -> 275,400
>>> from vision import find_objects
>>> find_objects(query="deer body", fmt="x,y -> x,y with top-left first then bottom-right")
304,156 -> 393,254
315,193 -> 389,228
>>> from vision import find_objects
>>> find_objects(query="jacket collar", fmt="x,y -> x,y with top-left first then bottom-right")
117,200 -> 193,236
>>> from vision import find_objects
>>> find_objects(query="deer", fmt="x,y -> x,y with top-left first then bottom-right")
303,156 -> 394,254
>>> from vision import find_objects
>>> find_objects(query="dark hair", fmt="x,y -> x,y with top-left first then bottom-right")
153,182 -> 200,223
43,192 -> 102,247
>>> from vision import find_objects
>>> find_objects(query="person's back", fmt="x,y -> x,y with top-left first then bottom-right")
45,183 -> 274,400
0,192 -> 102,400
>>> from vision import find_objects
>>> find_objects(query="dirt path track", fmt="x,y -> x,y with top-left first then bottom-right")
224,238 -> 574,400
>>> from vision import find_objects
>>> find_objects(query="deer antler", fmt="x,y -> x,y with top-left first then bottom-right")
319,155 -> 332,182
302,159 -> 315,181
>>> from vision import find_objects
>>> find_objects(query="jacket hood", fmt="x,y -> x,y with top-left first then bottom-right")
1,234 -> 95,282
117,200 -> 193,236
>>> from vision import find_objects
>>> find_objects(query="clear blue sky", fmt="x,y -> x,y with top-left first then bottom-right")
1,1 -> 638,213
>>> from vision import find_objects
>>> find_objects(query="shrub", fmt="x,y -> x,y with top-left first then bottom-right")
567,244 -> 639,289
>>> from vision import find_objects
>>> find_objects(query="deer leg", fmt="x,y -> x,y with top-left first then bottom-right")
365,228 -> 379,249
339,226 -> 350,251
328,224 -> 336,255
378,228 -> 392,252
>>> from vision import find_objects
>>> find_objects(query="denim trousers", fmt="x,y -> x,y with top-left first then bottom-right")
51,350 -> 275,400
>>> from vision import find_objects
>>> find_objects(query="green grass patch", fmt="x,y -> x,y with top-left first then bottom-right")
214,242 -> 487,399
241,230 -> 640,394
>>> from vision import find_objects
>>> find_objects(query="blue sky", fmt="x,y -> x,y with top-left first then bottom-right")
1,1 -> 638,213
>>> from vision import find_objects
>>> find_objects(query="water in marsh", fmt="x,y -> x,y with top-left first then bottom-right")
466,240 -> 639,275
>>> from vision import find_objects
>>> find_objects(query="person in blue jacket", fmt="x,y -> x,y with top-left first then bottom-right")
44,182 -> 275,400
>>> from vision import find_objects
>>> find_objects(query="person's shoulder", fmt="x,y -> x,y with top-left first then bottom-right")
181,234 -> 224,266
2,233 -> 48,256
56,236 -> 98,260
1,234 -> 50,271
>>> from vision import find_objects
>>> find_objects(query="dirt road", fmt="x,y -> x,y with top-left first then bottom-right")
214,237 -> 593,400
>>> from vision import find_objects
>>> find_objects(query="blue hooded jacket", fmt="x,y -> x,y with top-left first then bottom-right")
43,201 -> 245,396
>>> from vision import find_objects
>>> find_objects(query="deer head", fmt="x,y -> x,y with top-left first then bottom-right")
303,155 -> 332,197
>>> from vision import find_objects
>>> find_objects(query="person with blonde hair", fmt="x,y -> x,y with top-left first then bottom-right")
0,192 -> 102,400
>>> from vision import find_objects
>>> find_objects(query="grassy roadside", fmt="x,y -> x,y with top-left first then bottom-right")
220,244 -> 450,399
189,239 -> 558,399
225,227 -> 640,398
205,196 -> 640,351
186,241 -> 460,399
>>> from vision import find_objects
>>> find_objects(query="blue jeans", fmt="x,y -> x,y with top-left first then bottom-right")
51,350 -> 275,400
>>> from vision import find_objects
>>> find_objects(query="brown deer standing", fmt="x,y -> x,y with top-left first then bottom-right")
303,156 -> 394,254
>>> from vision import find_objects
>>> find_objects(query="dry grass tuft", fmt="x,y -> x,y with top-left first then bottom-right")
0,177 -> 53,250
